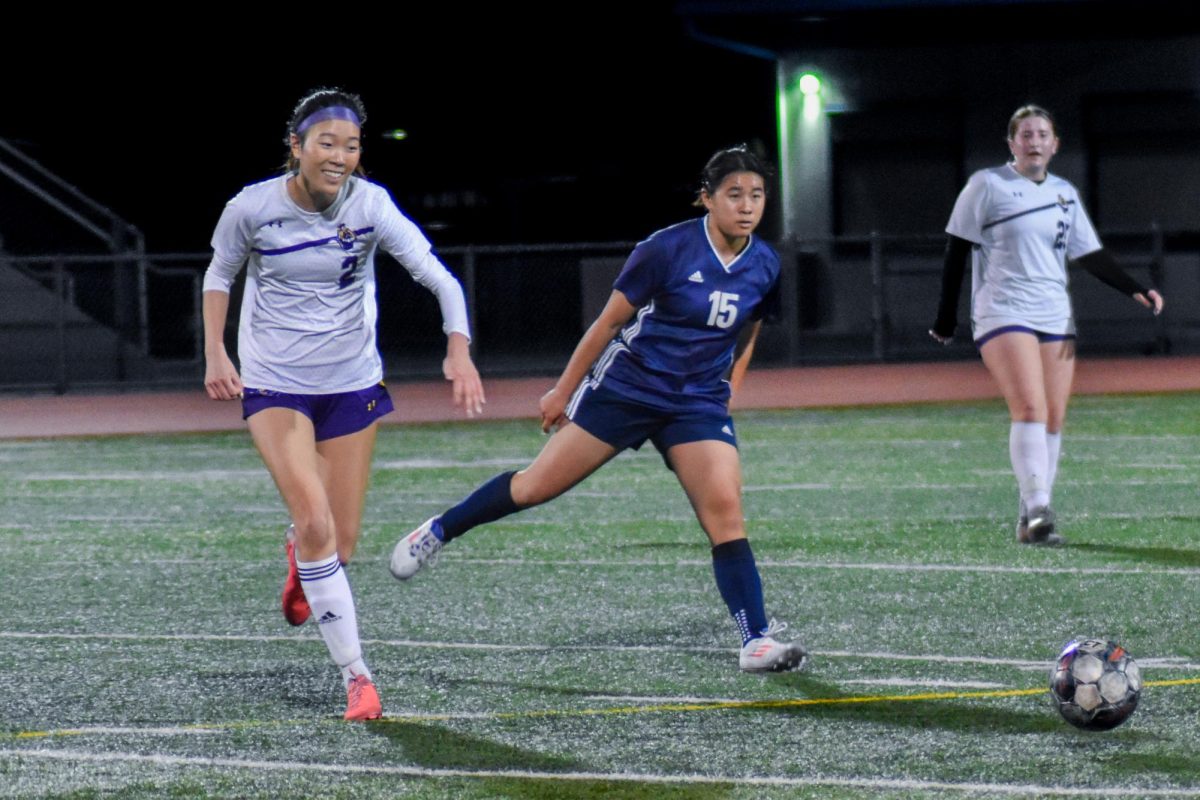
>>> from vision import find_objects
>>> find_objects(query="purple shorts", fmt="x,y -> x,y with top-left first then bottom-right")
974,325 -> 1076,348
241,383 -> 394,441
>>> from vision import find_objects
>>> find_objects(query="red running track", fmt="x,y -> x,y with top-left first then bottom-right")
1,357 -> 1197,439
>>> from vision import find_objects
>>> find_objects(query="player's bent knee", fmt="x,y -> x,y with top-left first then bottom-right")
697,504 -> 744,541
510,471 -> 558,508
292,508 -> 335,549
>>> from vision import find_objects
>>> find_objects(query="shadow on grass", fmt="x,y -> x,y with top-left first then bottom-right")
432,676 -> 625,700
1068,542 -> 1200,568
370,720 -> 584,772
1099,750 -> 1200,778
370,722 -> 738,799
756,674 -> 1167,740
459,778 -> 737,800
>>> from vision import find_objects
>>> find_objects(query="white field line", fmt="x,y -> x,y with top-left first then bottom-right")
375,457 -> 529,469
25,726 -> 222,737
1,749 -> 1197,796
32,516 -> 168,523
22,470 -> 264,481
4,630 -> 1200,672
839,678 -> 1007,689
586,679 -> 1006,698
11,462 -> 1196,485
743,483 -> 834,490
452,557 -> 1200,577
583,694 -> 748,704
743,478 -> 1198,491
751,435 -> 1200,447
4,556 -> 1200,579
1058,435 -> 1200,443
1125,463 -> 1191,470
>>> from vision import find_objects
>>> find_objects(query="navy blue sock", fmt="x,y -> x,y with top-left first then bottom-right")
711,538 -> 769,646
437,471 -> 520,541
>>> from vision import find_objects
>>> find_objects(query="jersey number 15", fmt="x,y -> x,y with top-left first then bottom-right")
707,291 -> 740,329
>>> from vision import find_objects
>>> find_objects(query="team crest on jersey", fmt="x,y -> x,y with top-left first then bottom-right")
1057,195 -> 1071,212
336,224 -> 357,251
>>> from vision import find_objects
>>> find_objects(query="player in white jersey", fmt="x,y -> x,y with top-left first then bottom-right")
932,105 -> 1163,545
203,89 -> 484,720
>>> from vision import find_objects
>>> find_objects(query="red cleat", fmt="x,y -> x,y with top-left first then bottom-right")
282,527 -> 311,626
344,674 -> 382,721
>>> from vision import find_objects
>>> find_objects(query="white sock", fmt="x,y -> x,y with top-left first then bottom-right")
1009,421 -> 1050,510
298,553 -> 372,689
1046,431 -> 1063,504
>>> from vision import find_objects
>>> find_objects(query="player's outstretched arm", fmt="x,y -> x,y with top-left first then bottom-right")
540,291 -> 637,433
1072,249 -> 1163,315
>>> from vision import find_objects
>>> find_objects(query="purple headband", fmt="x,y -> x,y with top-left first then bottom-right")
296,106 -> 361,134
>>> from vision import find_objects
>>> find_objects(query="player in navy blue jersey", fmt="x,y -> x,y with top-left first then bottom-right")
391,146 -> 807,673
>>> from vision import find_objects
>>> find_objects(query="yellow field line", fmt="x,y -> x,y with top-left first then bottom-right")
9,677 -> 1198,740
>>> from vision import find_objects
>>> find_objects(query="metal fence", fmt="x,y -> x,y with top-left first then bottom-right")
1,227 -> 1194,393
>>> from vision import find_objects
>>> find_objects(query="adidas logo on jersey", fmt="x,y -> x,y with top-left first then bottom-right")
688,271 -> 704,283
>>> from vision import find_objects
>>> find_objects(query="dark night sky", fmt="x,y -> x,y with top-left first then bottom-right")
8,10 -> 777,251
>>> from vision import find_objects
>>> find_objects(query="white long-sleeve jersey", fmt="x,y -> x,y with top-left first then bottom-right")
204,174 -> 469,393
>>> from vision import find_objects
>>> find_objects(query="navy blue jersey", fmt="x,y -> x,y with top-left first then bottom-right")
587,217 -> 780,412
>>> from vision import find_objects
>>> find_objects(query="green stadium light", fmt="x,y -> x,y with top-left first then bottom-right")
383,129 -> 408,141
798,73 -> 822,97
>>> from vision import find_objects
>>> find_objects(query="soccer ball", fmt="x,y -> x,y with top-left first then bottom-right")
1050,638 -> 1141,731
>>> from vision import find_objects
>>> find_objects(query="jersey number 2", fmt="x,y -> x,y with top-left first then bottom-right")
1054,221 -> 1070,251
706,291 -> 740,329
339,255 -> 360,289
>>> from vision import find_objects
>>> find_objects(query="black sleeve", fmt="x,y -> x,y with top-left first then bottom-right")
1072,249 -> 1150,297
932,235 -> 972,339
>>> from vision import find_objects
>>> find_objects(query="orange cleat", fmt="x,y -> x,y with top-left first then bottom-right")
282,527 -> 311,626
344,674 -> 383,721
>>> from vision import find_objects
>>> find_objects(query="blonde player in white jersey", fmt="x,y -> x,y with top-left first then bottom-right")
203,88 -> 484,720
931,105 -> 1162,545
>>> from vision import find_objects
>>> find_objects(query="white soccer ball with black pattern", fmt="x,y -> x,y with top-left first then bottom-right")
1050,638 -> 1141,731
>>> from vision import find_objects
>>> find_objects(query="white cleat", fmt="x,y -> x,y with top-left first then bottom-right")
739,619 -> 809,673
390,517 -> 443,580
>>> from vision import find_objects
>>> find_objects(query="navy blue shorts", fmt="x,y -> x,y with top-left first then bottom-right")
568,383 -> 737,458
974,325 -> 1076,349
241,383 -> 394,441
